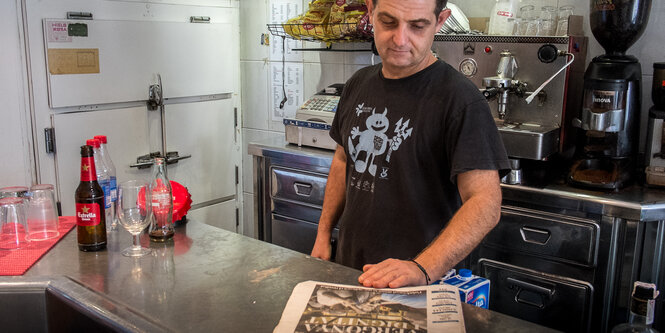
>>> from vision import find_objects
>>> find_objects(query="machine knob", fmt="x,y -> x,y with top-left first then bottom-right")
483,87 -> 499,99
538,44 -> 559,63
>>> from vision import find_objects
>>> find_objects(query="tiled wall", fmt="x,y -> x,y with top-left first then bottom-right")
239,0 -> 665,237
239,0 -> 379,237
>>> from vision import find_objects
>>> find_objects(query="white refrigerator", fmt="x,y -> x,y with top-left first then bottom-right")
24,0 -> 241,231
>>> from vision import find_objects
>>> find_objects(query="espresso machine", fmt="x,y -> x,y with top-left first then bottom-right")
431,18 -> 588,184
569,0 -> 652,189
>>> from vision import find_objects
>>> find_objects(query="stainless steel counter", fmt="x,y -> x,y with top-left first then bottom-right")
249,137 -> 665,332
3,221 -> 557,332
249,137 -> 665,222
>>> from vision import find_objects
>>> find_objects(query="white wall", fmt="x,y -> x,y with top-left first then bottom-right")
0,0 -> 34,188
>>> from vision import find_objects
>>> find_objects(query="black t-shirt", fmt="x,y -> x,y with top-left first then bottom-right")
329,60 -> 510,270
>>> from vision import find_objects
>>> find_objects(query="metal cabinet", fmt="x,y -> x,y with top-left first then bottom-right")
252,146 -> 338,260
468,205 -> 602,332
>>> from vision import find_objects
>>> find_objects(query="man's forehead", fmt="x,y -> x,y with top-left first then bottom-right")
373,0 -> 438,20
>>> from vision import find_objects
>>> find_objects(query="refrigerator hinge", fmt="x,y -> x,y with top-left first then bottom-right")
234,107 -> 238,128
235,165 -> 239,185
44,127 -> 56,154
66,12 -> 93,20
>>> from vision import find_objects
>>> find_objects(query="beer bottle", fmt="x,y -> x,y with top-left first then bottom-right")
75,145 -> 107,251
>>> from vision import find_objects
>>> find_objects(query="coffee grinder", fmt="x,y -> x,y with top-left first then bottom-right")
569,0 -> 652,189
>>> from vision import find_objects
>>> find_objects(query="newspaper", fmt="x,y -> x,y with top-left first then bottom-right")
274,281 -> 466,333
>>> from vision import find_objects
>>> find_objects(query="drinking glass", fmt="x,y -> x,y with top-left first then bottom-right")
26,184 -> 59,241
538,19 -> 556,36
0,186 -> 29,200
117,180 -> 152,257
0,197 -> 29,250
556,5 -> 575,36
538,6 -> 557,36
520,5 -> 536,20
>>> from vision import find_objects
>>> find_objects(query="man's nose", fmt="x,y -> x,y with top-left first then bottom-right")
392,24 -> 408,47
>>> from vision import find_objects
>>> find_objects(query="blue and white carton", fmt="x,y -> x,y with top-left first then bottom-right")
441,269 -> 490,309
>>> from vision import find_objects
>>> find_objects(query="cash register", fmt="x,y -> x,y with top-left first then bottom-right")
283,84 -> 343,151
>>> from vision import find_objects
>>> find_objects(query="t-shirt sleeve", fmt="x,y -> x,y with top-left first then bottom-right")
329,102 -> 344,146
445,99 -> 511,183
330,74 -> 359,146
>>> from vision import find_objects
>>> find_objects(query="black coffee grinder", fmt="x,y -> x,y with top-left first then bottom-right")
569,0 -> 652,189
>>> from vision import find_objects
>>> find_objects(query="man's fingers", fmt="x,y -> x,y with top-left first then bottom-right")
358,259 -> 422,288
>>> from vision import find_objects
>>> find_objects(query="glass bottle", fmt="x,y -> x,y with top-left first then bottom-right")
149,157 -> 174,242
611,281 -> 660,333
488,0 -> 519,35
75,144 -> 107,251
94,135 -> 117,229
86,139 -> 113,232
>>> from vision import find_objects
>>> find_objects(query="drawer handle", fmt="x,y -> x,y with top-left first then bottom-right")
520,226 -> 551,245
293,182 -> 313,196
507,277 -> 554,309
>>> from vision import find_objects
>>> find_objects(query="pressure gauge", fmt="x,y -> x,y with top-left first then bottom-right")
459,58 -> 478,77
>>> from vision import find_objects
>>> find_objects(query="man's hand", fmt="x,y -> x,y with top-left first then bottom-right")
311,145 -> 346,261
310,235 -> 332,261
358,259 -> 426,288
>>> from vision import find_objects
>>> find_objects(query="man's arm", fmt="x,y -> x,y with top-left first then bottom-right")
311,145 -> 347,261
358,169 -> 502,288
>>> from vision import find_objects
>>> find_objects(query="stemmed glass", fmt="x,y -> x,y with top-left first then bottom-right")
116,180 -> 152,257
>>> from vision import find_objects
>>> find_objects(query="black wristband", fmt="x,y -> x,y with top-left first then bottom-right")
410,259 -> 431,285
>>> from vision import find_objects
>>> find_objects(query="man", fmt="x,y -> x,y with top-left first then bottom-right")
311,0 -> 510,288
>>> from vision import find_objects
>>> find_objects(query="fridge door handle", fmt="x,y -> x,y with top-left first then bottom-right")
130,151 -> 192,169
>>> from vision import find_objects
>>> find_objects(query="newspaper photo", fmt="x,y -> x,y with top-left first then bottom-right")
274,281 -> 465,333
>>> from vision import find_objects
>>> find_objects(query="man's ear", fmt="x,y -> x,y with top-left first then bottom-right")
366,0 -> 374,23
436,8 -> 452,32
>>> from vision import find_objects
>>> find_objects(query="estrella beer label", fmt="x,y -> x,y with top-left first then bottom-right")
80,157 -> 97,181
76,203 -> 101,226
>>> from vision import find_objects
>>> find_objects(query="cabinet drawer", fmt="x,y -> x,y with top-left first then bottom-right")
271,214 -> 338,260
479,259 -> 592,333
483,207 -> 599,267
270,167 -> 327,207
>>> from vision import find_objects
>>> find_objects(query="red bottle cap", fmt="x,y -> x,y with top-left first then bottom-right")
86,139 -> 101,148
93,135 -> 107,144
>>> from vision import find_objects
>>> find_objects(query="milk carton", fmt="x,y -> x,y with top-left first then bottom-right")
442,269 -> 490,309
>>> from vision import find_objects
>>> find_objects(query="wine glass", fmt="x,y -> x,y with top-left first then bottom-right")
116,180 -> 152,257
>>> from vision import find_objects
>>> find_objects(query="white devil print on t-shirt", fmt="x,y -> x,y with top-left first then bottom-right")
348,104 -> 413,178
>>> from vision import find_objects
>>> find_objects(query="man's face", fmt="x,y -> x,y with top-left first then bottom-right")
368,0 -> 450,79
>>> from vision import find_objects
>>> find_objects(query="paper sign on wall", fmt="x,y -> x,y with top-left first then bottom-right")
269,0 -> 302,62
47,48 -> 100,75
270,62 -> 303,121
47,21 -> 72,42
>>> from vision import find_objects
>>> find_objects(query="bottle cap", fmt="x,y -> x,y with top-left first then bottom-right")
459,269 -> 472,278
93,135 -> 108,144
86,139 -> 101,148
633,281 -> 659,300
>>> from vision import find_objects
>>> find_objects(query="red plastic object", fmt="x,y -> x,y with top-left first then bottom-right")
138,181 -> 192,223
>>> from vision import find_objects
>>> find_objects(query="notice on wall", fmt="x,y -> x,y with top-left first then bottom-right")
47,48 -> 100,75
269,0 -> 302,62
270,61 -> 303,122
47,21 -> 72,42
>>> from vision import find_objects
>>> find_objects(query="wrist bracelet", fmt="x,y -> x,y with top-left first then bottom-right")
410,259 -> 431,285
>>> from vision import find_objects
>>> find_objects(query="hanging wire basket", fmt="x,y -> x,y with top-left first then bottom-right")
267,22 -> 373,43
